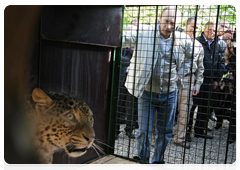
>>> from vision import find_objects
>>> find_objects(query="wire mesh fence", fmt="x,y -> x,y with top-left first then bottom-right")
112,5 -> 236,164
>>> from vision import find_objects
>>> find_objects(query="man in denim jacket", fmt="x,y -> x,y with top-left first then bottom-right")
123,6 -> 201,163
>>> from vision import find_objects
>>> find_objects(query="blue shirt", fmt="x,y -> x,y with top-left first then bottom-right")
203,33 -> 214,49
145,23 -> 173,93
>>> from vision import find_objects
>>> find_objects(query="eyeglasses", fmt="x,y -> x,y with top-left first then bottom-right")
221,25 -> 229,29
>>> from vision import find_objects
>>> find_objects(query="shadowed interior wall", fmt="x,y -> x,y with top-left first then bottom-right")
38,6 -> 122,163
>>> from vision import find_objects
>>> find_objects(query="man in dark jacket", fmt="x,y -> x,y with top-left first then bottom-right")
116,46 -> 139,139
193,21 -> 223,139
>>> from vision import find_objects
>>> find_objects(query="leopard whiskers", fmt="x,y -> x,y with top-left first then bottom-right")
65,143 -> 75,152
62,143 -> 75,158
89,139 -> 115,157
63,140 -> 110,158
92,143 -> 105,155
91,145 -> 101,157
94,139 -> 113,149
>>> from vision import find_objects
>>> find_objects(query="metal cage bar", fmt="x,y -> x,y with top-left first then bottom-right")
110,5 -> 236,164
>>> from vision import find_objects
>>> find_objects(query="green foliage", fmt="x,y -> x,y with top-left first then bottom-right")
123,5 -> 236,36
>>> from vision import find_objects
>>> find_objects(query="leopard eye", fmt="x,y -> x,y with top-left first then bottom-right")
67,113 -> 74,120
89,116 -> 93,122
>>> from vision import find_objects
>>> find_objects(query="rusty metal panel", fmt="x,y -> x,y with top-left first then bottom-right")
41,5 -> 122,47
39,40 -> 112,163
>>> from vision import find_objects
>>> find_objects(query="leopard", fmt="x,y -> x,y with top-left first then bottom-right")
27,88 -> 95,163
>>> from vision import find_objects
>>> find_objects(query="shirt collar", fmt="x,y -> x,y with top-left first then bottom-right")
223,39 -> 228,43
203,33 -> 214,44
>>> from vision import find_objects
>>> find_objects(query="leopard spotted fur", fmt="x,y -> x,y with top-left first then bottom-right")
28,88 -> 95,163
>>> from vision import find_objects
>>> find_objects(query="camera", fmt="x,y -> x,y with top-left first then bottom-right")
225,29 -> 232,33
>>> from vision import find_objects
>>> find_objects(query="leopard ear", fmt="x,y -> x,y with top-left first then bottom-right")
32,88 -> 53,114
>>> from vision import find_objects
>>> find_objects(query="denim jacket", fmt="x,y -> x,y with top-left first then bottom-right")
123,24 -> 202,98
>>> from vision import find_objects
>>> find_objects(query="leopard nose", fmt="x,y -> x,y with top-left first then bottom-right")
88,137 -> 94,142
83,134 -> 95,142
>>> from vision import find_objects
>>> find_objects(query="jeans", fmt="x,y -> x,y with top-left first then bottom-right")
136,89 -> 178,163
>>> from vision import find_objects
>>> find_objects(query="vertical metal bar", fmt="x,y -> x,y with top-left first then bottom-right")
225,60 -> 236,163
107,48 -> 120,154
143,5 -> 159,163
224,90 -> 234,163
202,5 -> 220,164
126,6 -> 140,159
130,6 -> 140,102
130,6 -> 140,124
183,5 -> 199,164
161,5 -> 178,162
107,6 -> 124,154
127,5 -> 141,161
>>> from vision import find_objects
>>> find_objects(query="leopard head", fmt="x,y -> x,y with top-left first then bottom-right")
31,88 -> 95,163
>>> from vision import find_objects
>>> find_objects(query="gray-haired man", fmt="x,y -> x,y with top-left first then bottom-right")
123,6 -> 200,163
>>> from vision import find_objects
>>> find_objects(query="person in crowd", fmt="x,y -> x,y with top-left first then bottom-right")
218,30 -> 232,75
173,17 -> 204,149
226,32 -> 236,144
218,19 -> 230,49
123,6 -> 195,163
115,46 -> 139,139
186,20 -> 230,139
217,19 -> 231,38
116,20 -> 139,140
214,31 -> 236,144
220,29 -> 232,43
217,19 -> 231,64
191,21 -> 223,139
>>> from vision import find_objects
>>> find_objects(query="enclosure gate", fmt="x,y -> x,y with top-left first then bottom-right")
108,5 -> 236,164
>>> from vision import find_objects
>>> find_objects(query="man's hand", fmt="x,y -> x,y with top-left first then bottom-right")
213,81 -> 218,89
192,88 -> 199,96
